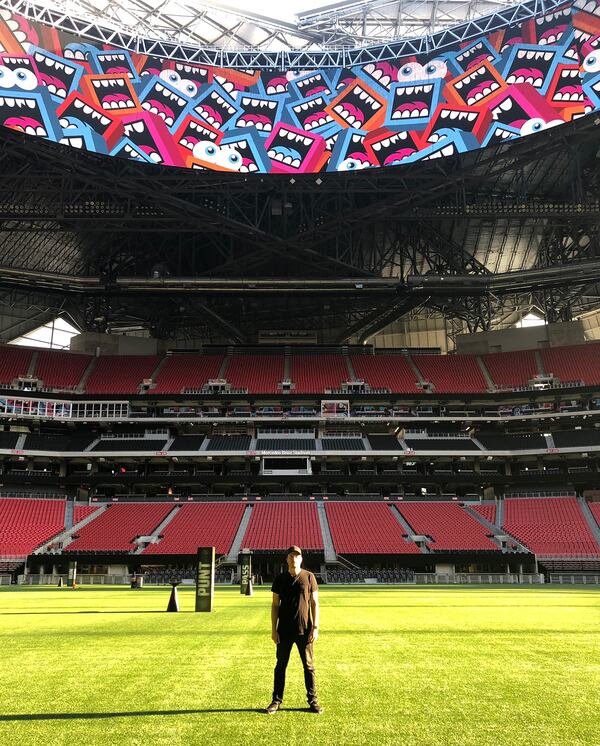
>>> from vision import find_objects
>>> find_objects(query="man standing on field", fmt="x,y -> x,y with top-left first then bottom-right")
265,546 -> 323,715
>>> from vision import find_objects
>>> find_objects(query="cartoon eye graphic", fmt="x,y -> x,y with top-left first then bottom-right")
423,59 -> 447,78
397,62 -> 424,82
179,79 -> 198,98
0,66 -> 16,89
159,69 -> 181,86
193,140 -> 220,161
14,67 -> 37,91
520,117 -> 547,136
215,147 -> 242,169
338,157 -> 369,171
583,51 -> 600,74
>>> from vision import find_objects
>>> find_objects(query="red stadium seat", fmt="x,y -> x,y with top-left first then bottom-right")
398,502 -> 498,551
242,502 -> 323,550
325,502 -> 420,554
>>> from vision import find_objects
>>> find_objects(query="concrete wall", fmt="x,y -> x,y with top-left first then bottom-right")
70,332 -> 163,356
455,321 -> 586,355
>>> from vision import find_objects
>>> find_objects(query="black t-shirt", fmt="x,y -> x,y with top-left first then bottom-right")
271,569 -> 318,636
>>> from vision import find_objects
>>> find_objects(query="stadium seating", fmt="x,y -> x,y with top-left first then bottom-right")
540,344 -> 600,385
169,435 -> 207,451
398,503 -> 499,551
290,355 -> 349,393
350,354 -> 418,393
241,502 -> 323,550
0,432 -> 20,449
205,435 -> 251,450
482,350 -> 539,389
225,355 -> 284,393
34,350 -> 91,390
66,503 -> 173,552
412,354 -> 488,393
73,504 -> 99,524
404,438 -> 480,451
153,354 -> 224,393
589,502 -> 600,530
84,355 -> 161,394
0,346 -> 34,385
145,503 -> 245,555
472,504 -> 497,525
503,497 -> 600,556
552,430 -> 600,448
367,435 -> 403,450
476,433 -> 547,450
325,502 -> 420,554
321,439 -> 365,450
255,439 -> 315,450
92,438 -> 168,452
0,498 -> 66,555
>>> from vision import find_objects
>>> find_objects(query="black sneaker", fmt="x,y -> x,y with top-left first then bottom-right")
308,702 -> 324,714
265,701 -> 280,715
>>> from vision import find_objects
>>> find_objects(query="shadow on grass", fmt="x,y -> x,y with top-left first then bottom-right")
0,708 -> 283,721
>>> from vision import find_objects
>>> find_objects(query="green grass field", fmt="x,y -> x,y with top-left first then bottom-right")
0,585 -> 599,746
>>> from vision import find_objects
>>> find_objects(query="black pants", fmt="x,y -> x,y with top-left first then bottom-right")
272,631 -> 317,705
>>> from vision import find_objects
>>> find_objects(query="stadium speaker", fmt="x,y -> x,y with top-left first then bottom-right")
167,583 -> 180,612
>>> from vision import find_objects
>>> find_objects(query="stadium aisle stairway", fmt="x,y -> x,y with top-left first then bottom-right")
241,502 -> 323,550
325,502 -> 421,554
397,503 -> 499,551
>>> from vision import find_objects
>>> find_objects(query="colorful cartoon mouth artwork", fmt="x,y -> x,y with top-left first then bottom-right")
488,83 -> 564,129
290,94 -> 334,131
535,5 -> 572,44
328,130 -> 375,171
63,44 -> 88,63
359,62 -> 398,90
222,131 -> 271,173
292,71 -> 332,97
387,81 -> 438,123
335,69 -> 356,91
548,65 -> 584,102
450,61 -> 504,105
0,89 -> 51,136
502,48 -> 559,92
86,74 -> 139,111
365,128 -> 422,166
423,105 -> 488,143
499,19 -> 535,51
236,94 -> 278,131
265,124 -> 325,172
328,82 -> 384,128
193,85 -> 237,129
32,49 -> 79,98
454,39 -> 498,71
261,71 -> 288,95
58,95 -> 113,134
121,113 -> 183,165
175,115 -> 221,153
1,53 -> 37,79
173,62 -> 212,88
190,140 -> 243,171
140,76 -> 189,127
95,51 -> 136,78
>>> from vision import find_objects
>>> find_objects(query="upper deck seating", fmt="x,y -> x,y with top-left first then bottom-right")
0,346 -> 34,386
404,438 -> 480,451
540,343 -> 600,385
92,438 -> 168,452
84,355 -> 161,394
413,354 -> 488,393
34,350 -> 91,390
153,355 -> 224,393
476,432 -> 547,450
350,355 -> 418,393
168,435 -> 207,451
225,355 -> 284,393
205,435 -> 251,451
321,439 -> 365,450
367,435 -> 403,450
482,350 -> 539,389
552,430 -> 600,448
472,503 -> 497,525
255,439 -> 315,450
289,355 -> 349,394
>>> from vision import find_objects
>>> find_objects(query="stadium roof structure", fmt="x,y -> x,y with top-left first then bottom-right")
1,0 -> 600,346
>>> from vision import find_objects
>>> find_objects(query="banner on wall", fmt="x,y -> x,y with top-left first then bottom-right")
0,2 -> 598,174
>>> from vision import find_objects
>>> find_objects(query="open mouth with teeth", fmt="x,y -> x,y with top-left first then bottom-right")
262,71 -> 288,95
173,62 -> 211,88
177,117 -> 220,152
389,82 -> 434,120
33,50 -> 77,98
336,70 -> 356,91
237,95 -> 278,131
296,72 -> 331,97
142,81 -> 187,126
500,24 -> 528,53
91,75 -> 137,110
420,141 -> 457,160
456,41 -> 496,71
96,52 -> 135,78
267,126 -> 315,169
60,96 -> 112,134
1,53 -> 35,74
366,129 -> 421,166
330,83 -> 383,128
0,11 -> 34,50
535,7 -> 571,44
504,49 -> 558,89
453,63 -> 502,105
291,95 -> 333,131
0,94 -> 47,136
549,66 -> 584,102
489,123 -> 520,141
195,90 -> 236,129
220,138 -> 260,172
361,62 -> 397,90
122,117 -> 164,163
491,95 -> 534,128
427,107 -> 480,141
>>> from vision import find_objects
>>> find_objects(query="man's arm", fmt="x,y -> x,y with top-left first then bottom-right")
271,592 -> 280,644
308,590 -> 319,643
